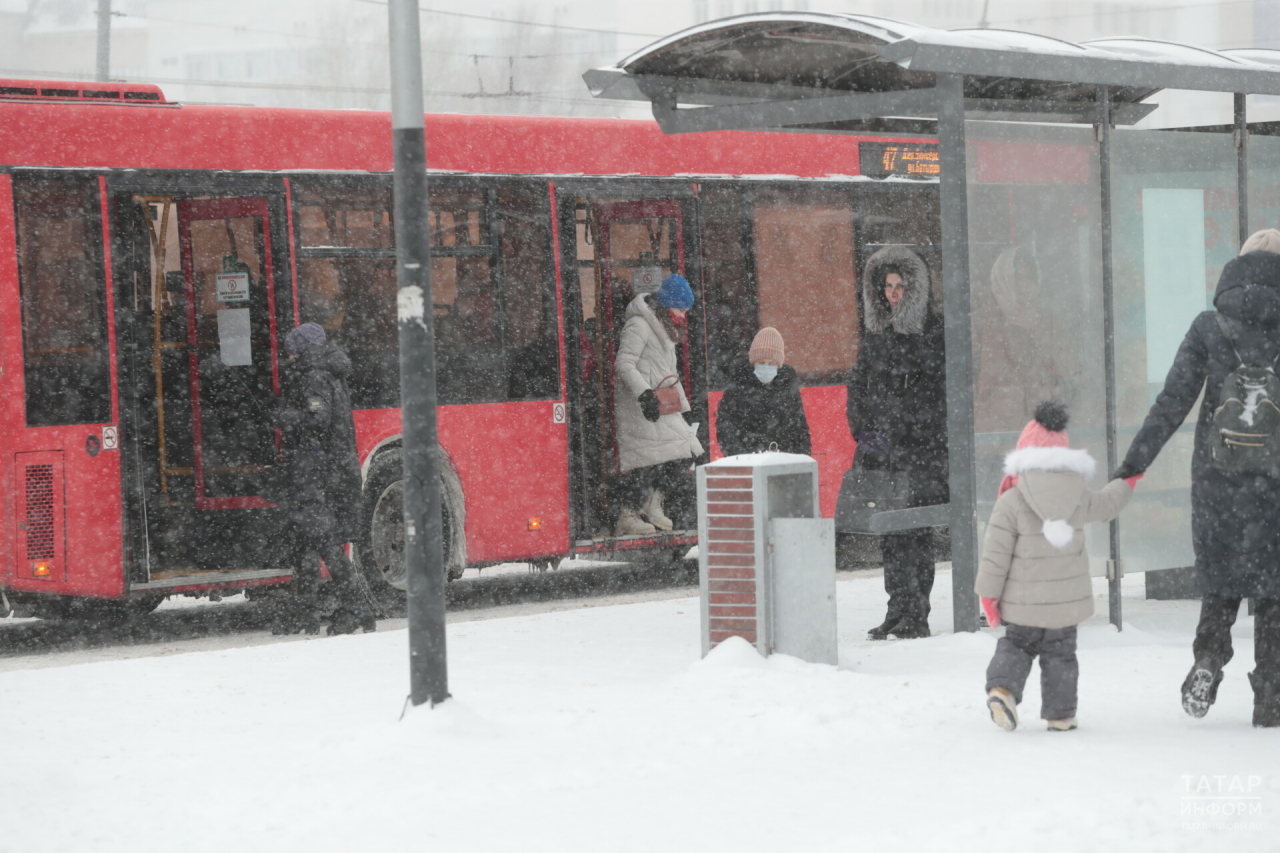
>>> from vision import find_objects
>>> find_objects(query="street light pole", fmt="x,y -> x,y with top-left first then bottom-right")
96,0 -> 111,82
388,0 -> 449,707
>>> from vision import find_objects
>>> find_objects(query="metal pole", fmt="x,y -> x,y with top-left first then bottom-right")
1236,92 -> 1249,246
389,0 -> 449,707
1098,86 -> 1123,630
96,0 -> 111,82
936,73 -> 979,633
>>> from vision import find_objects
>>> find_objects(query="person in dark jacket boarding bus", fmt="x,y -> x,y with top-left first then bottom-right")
613,274 -> 705,536
273,322 -> 377,636
1115,229 -> 1280,728
847,246 -> 948,641
715,327 -> 812,458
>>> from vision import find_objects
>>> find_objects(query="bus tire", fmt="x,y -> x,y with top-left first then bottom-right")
357,447 -> 465,606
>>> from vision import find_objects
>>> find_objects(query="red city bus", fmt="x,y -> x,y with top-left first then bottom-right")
0,80 -> 939,617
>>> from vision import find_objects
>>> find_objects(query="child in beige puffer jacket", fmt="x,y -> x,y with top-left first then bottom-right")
977,402 -> 1138,732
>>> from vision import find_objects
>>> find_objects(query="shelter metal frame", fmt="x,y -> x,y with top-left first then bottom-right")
584,13 -> 1280,631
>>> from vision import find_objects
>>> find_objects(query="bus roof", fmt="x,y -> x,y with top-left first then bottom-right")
0,81 -> 929,179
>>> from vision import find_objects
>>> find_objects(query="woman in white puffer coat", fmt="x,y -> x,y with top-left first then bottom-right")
613,274 -> 704,535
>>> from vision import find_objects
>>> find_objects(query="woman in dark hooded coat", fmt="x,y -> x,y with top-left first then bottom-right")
274,322 -> 375,636
846,246 -> 948,640
716,327 -> 811,458
1116,229 -> 1280,727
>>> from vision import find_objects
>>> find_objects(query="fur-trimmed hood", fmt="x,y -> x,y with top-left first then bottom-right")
1003,447 -> 1096,547
862,246 -> 931,335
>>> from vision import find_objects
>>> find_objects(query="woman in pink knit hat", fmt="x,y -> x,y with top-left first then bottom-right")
715,327 -> 811,458
979,402 -> 1137,732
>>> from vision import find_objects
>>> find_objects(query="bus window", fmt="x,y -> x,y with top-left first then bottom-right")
702,183 -> 860,388
14,175 -> 111,426
292,178 -> 558,407
752,188 -> 859,385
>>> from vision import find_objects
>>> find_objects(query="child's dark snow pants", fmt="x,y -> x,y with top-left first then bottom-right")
986,623 -> 1079,720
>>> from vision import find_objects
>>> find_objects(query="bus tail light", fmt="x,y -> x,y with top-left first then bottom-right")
527,517 -> 543,531
32,561 -> 51,577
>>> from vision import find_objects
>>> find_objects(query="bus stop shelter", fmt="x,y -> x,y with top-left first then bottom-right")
583,13 -> 1280,631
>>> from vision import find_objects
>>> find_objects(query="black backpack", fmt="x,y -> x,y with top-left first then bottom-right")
1211,314 -> 1280,476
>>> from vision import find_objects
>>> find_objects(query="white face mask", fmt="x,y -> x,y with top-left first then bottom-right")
753,364 -> 778,384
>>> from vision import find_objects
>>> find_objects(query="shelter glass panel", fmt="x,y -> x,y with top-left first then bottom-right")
1111,130 -> 1237,574
1248,134 -> 1280,237
965,123 -> 1109,574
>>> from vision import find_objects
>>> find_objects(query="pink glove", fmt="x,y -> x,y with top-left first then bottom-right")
980,596 -> 1001,628
1124,474 -> 1144,490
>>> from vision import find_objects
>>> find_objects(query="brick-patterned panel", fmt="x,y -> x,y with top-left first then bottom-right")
708,528 -> 754,541
709,592 -> 756,605
709,605 -> 757,618
709,579 -> 756,593
707,502 -> 753,515
707,515 -> 754,530
708,541 -> 754,554
711,630 -> 757,645
707,555 -> 755,568
709,466 -> 753,476
704,476 -> 752,489
708,617 -> 757,632
707,567 -> 755,580
706,489 -> 753,502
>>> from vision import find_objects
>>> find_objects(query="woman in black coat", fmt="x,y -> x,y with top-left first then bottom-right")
716,327 -> 811,458
1117,230 -> 1280,727
275,322 -> 374,636
847,246 -> 948,640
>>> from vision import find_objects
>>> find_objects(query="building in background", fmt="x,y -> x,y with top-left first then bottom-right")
0,0 -> 1277,124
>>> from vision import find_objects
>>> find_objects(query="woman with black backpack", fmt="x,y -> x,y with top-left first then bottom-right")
1116,228 -> 1280,728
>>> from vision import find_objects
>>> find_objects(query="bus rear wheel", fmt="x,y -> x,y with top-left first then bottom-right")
357,448 -> 464,607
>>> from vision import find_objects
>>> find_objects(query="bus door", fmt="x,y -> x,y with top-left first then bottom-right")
118,195 -> 290,582
565,195 -> 701,542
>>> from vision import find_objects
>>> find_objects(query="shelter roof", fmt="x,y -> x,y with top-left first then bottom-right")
584,13 -> 1280,132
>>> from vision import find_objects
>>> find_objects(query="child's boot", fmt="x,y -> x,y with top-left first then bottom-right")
986,687 -> 1017,731
1182,657 -> 1225,719
1046,717 -> 1078,732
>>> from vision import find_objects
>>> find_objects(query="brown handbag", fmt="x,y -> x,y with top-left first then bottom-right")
654,375 -> 682,416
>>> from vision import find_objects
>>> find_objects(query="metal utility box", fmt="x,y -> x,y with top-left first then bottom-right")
697,453 -> 837,664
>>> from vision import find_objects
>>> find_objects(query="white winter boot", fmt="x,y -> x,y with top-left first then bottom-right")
987,687 -> 1018,731
615,506 -> 657,536
640,488 -> 674,531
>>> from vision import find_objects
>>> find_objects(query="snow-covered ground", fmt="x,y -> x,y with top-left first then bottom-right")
3,571 -> 1274,852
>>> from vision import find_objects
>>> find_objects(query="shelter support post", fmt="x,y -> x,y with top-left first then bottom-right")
1098,87 -> 1123,630
937,73 -> 979,632
96,0 -> 110,82
1236,93 -> 1249,246
390,0 -> 449,707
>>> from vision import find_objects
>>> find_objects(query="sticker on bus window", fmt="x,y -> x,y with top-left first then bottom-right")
633,266 -> 664,293
217,308 -> 253,366
102,425 -> 118,450
215,272 -> 250,302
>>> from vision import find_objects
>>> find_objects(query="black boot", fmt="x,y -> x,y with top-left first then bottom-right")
867,612 -> 903,641
327,604 -> 377,636
889,615 -> 931,640
1250,672 -> 1280,727
1182,657 -> 1226,719
270,598 -> 321,635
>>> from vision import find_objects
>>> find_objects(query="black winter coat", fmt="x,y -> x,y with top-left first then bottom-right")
716,361 -> 812,457
277,341 -> 362,543
1123,250 -> 1280,599
846,312 -> 949,505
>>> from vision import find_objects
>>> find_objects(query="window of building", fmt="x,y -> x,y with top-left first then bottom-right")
292,177 -> 558,408
14,175 -> 111,426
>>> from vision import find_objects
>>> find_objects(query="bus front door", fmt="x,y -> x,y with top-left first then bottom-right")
120,195 -> 292,583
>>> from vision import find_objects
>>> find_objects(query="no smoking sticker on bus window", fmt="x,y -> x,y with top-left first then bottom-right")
102,425 -> 118,450
215,272 -> 250,302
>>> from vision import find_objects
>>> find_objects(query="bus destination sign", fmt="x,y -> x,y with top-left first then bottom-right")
860,142 -> 940,179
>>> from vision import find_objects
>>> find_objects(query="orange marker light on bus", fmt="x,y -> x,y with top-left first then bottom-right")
527,517 -> 542,531
32,561 -> 51,577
